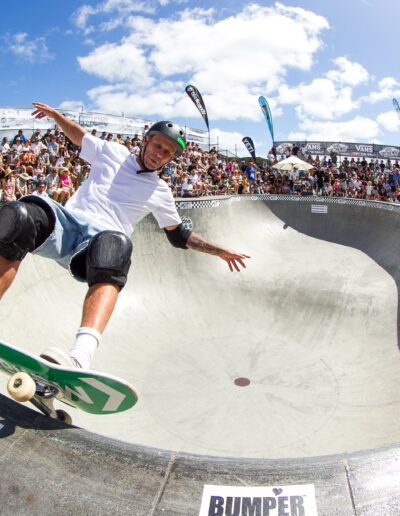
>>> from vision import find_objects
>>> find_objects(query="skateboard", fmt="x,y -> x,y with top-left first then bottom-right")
0,340 -> 138,424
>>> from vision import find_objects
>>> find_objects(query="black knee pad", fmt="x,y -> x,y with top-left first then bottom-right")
0,200 -> 54,261
86,231 -> 133,289
0,201 -> 37,261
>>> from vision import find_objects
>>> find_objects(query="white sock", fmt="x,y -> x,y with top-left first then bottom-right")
69,327 -> 102,369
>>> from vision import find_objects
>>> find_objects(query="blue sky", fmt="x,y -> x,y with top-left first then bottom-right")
1,0 -> 400,156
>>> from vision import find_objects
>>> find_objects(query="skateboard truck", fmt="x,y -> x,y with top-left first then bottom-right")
7,372 -> 73,424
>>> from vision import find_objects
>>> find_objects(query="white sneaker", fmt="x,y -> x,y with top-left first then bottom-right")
40,347 -> 82,368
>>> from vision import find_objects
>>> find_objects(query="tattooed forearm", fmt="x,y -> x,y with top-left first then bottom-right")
186,232 -> 225,256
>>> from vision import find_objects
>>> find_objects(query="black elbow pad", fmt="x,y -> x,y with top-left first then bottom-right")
164,223 -> 192,249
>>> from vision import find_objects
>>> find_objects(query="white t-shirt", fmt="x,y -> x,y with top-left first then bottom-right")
182,181 -> 193,193
66,133 -> 181,235
32,190 -> 49,198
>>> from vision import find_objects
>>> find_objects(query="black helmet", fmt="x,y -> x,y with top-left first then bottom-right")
146,121 -> 186,156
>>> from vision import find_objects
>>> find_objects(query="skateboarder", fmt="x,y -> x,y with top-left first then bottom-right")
0,103 -> 250,369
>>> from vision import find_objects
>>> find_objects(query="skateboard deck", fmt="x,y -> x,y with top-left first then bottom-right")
0,340 -> 138,423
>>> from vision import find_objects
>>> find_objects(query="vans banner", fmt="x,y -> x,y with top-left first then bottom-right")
275,140 -> 400,160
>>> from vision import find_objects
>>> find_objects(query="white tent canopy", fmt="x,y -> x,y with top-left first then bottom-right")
272,155 -> 315,171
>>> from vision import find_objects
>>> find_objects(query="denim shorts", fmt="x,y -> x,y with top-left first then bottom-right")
23,195 -> 108,282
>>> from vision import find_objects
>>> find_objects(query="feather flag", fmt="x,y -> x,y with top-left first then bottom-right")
242,136 -> 257,161
258,96 -> 274,143
185,85 -> 210,130
393,98 -> 400,120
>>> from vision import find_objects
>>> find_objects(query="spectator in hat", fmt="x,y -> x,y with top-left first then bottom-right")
25,176 -> 36,194
15,171 -> 30,199
1,168 -> 16,202
11,138 -> 23,153
181,176 -> 196,197
39,147 -> 50,166
45,167 -> 61,199
31,136 -> 45,155
59,168 -> 74,202
12,129 -> 26,144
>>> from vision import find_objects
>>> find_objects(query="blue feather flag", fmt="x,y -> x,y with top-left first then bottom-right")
258,96 -> 274,143
393,98 -> 400,120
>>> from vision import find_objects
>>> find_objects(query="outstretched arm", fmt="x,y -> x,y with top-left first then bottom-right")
165,225 -> 250,272
164,224 -> 250,271
31,102 -> 87,147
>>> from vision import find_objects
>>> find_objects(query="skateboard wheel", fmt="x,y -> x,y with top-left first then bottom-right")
7,372 -> 36,402
55,410 -> 72,425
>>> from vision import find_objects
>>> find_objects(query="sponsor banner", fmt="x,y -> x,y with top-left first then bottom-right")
275,140 -> 400,160
242,136 -> 257,161
311,205 -> 328,214
199,484 -> 318,516
0,107 -> 207,144
187,126 -> 208,144
0,107 -> 154,135
178,201 -> 193,210
185,84 -> 210,130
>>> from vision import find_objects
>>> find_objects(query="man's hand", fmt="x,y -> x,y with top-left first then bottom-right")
186,232 -> 250,272
32,102 -> 59,121
215,248 -> 250,272
31,102 -> 86,147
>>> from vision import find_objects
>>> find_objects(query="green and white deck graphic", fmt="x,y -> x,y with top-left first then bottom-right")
0,341 -> 138,414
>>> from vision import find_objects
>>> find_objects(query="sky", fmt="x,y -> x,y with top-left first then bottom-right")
1,0 -> 400,157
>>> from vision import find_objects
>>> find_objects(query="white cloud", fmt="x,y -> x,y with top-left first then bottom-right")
77,3 -> 329,121
210,128 -> 246,155
74,5 -> 97,30
277,57 -> 369,121
279,78 -> 359,120
128,3 -> 328,87
78,42 -> 153,86
72,0 -> 156,34
58,100 -> 86,111
5,32 -> 53,63
376,110 -> 400,132
86,85 -> 185,118
326,57 -> 369,86
290,116 -> 380,141
363,77 -> 400,104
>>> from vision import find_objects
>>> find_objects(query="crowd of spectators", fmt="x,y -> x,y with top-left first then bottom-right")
1,127 -> 400,205
0,128 -> 89,204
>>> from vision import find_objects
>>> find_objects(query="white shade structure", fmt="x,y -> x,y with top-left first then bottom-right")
272,155 -> 315,171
